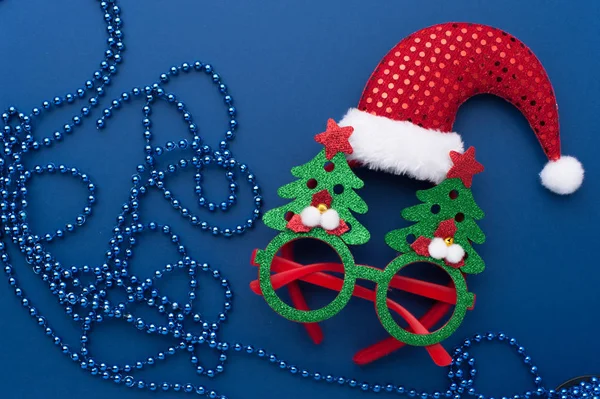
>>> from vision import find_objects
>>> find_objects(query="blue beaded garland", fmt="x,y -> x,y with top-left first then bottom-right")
1,2 -> 597,399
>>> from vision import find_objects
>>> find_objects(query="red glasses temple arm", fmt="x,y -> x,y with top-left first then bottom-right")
280,243 -> 324,345
249,251 -> 452,366
353,298 -> 453,365
251,251 -> 466,306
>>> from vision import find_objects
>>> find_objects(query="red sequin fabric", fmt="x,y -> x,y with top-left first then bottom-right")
357,22 -> 561,160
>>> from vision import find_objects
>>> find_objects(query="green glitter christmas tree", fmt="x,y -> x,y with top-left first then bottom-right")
385,147 -> 486,274
262,120 -> 369,245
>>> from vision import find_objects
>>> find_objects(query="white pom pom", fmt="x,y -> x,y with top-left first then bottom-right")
428,238 -> 448,259
320,209 -> 340,230
445,244 -> 465,264
300,206 -> 321,227
540,156 -> 584,195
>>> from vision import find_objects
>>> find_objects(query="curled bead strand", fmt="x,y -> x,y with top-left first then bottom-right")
96,63 -> 262,237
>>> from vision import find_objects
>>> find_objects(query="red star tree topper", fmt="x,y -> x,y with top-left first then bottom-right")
446,147 -> 484,188
314,119 -> 354,160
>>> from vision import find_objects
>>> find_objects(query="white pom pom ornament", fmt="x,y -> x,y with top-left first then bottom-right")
540,156 -> 584,195
300,206 -> 321,227
427,237 -> 466,265
299,205 -> 341,231
428,238 -> 448,260
320,209 -> 340,230
445,244 -> 466,264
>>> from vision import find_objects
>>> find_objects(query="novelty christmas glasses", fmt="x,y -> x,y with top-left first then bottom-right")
250,120 -> 485,367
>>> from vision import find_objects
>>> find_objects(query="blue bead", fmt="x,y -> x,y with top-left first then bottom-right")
0,14 -> 274,396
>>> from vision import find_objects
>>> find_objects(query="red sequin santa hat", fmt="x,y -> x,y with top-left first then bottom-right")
338,22 -> 583,195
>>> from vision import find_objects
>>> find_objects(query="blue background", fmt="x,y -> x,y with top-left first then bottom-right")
0,0 -> 599,398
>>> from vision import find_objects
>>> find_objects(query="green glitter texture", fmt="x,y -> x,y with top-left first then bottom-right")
262,149 -> 370,245
385,178 -> 486,275
257,229 -> 358,323
376,252 -> 474,346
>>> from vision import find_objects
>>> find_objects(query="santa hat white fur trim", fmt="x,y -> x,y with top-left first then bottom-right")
540,156 -> 584,195
338,108 -> 464,184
